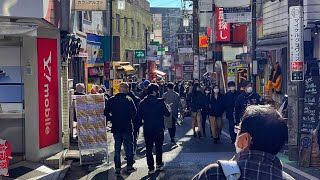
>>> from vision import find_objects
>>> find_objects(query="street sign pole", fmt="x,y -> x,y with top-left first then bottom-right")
252,0 -> 257,92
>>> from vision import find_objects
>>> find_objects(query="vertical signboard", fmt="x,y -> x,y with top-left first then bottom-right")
193,55 -> 200,80
175,64 -> 183,79
199,35 -> 208,48
37,38 -> 59,148
236,67 -> 249,90
289,6 -> 304,81
216,8 -> 230,42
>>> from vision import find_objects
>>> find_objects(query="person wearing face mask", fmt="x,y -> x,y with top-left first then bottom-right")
202,87 -> 212,137
190,83 -> 206,138
192,105 -> 293,180
207,85 -> 225,144
224,81 -> 241,143
235,81 -> 263,126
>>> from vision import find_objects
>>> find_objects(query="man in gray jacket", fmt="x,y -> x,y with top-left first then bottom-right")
162,82 -> 181,143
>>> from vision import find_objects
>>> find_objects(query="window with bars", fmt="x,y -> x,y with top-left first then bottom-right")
131,19 -> 135,36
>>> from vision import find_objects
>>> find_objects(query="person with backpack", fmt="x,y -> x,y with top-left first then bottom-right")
192,105 -> 294,180
137,83 -> 171,174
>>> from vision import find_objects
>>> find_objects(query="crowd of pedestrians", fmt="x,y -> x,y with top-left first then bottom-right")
77,77 -> 295,179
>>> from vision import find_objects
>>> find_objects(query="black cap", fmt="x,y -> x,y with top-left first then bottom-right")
241,80 -> 250,87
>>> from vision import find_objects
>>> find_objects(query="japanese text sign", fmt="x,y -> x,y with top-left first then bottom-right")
73,0 -> 107,11
199,35 -> 208,48
289,6 -> 304,81
216,8 -> 230,42
0,139 -> 11,176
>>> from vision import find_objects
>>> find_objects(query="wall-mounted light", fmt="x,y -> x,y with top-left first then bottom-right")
315,25 -> 319,35
150,33 -> 155,40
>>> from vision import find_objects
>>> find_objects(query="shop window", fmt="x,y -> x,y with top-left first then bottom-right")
124,17 -> 128,34
83,11 -> 92,22
131,19 -> 135,37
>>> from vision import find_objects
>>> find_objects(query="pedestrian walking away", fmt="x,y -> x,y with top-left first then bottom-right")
127,82 -> 141,156
138,83 -> 171,174
207,85 -> 225,144
193,105 -> 294,180
162,82 -> 181,143
224,81 -> 241,143
104,82 -> 137,175
235,81 -> 264,125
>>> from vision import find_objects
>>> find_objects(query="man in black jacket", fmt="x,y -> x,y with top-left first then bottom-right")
224,81 -> 241,143
138,83 -> 170,174
104,82 -> 137,175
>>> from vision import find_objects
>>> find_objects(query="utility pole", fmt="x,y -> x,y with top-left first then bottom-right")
287,0 -> 304,162
252,0 -> 257,92
193,0 -> 200,80
109,0 -> 113,62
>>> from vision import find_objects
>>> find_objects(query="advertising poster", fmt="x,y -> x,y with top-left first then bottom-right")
227,60 -> 242,82
75,95 -> 107,150
37,38 -> 59,148
0,139 -> 11,176
175,64 -> 183,79
112,79 -> 123,95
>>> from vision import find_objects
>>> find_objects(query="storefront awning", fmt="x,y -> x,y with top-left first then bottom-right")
153,70 -> 166,76
121,65 -> 135,72
256,36 -> 288,51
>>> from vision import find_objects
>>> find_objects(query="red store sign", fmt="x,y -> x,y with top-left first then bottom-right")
37,38 -> 60,149
290,61 -> 304,71
0,139 -> 11,176
216,8 -> 230,42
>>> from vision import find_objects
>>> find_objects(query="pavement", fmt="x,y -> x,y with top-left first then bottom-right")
5,117 -> 320,179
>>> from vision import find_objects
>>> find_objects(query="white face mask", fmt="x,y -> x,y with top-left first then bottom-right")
246,87 -> 253,93
214,89 -> 219,93
230,87 -> 235,91
205,90 -> 210,94
234,136 -> 243,153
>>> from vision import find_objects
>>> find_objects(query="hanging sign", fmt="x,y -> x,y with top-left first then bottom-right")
199,35 -> 208,48
223,7 -> 252,23
118,0 -> 125,10
37,38 -> 59,149
289,6 -> 304,81
216,8 -> 230,42
193,55 -> 200,80
73,0 -> 107,11
134,50 -> 146,59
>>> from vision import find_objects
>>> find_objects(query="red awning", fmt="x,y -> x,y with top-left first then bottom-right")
153,70 -> 166,76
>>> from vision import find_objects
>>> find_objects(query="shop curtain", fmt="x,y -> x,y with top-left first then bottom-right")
265,62 -> 282,94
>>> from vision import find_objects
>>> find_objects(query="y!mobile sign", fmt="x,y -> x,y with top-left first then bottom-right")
216,8 -> 230,42
37,38 -> 59,148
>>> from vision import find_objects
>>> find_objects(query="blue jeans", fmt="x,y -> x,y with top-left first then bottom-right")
113,132 -> 134,170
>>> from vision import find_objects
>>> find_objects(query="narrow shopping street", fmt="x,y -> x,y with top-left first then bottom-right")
65,117 -> 235,179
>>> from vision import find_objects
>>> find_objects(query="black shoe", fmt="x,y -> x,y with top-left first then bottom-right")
127,167 -> 137,173
198,132 -> 202,138
148,169 -> 155,174
214,138 -> 218,144
156,163 -> 165,171
115,170 -> 121,176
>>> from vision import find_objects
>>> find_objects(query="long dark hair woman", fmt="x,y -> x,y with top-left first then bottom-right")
190,82 -> 206,138
208,85 -> 225,143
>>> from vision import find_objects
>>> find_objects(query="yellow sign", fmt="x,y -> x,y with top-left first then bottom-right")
113,79 -> 123,95
227,60 -> 242,77
199,35 -> 208,48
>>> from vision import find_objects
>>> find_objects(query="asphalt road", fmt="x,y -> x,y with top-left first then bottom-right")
65,117 -> 236,180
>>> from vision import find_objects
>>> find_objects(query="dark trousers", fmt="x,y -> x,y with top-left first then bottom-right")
168,117 -> 176,139
133,129 -> 139,154
228,117 -> 237,143
144,130 -> 164,170
201,110 -> 210,135
113,132 -> 134,170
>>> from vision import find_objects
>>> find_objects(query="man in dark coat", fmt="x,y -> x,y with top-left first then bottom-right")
224,81 -> 241,143
235,81 -> 263,125
139,80 -> 150,99
104,82 -> 137,175
138,83 -> 170,174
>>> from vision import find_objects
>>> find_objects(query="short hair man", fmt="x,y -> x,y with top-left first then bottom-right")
138,83 -> 170,174
193,105 -> 294,180
104,82 -> 137,175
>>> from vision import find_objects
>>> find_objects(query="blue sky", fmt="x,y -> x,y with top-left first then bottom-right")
148,0 -> 183,8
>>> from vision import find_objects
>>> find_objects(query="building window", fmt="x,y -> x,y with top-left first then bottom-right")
116,14 -> 120,33
137,22 -> 140,37
143,24 -> 146,38
131,19 -> 135,36
83,11 -> 92,22
124,17 -> 127,34
77,12 -> 83,31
